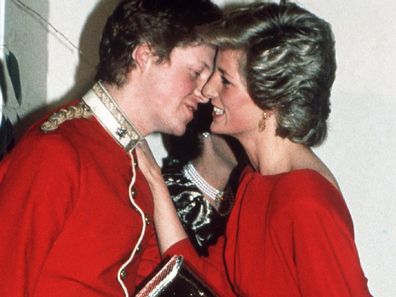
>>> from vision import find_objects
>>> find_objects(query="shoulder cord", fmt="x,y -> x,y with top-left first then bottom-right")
40,102 -> 93,132
117,150 -> 147,297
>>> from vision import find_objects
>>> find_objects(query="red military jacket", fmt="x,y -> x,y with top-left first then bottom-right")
0,101 -> 161,296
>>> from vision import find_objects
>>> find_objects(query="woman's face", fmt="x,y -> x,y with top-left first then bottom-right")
203,49 -> 262,139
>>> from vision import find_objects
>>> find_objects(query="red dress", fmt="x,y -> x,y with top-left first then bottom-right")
166,168 -> 371,297
0,109 -> 161,296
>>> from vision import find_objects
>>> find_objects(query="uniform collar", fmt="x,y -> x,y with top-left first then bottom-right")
82,81 -> 143,152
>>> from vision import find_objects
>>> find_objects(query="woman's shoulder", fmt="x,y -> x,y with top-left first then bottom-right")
269,169 -> 355,237
277,169 -> 338,193
241,167 -> 337,195
270,169 -> 347,215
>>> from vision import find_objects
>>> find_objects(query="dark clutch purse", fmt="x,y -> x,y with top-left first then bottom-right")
135,255 -> 218,297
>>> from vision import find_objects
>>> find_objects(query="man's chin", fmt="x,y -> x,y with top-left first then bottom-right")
172,127 -> 186,136
167,124 -> 187,136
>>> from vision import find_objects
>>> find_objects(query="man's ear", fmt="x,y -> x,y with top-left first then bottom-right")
132,43 -> 154,71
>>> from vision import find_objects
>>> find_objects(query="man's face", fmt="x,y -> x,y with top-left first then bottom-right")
143,45 -> 216,136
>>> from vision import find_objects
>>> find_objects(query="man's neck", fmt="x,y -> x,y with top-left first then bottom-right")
101,81 -> 153,137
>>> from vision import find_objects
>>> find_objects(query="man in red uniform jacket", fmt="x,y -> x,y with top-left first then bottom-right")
0,0 -> 221,296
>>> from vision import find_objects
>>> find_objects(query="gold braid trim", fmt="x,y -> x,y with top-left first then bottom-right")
40,101 -> 93,132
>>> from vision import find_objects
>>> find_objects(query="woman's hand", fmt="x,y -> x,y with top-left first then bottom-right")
135,140 -> 165,188
135,140 -> 188,253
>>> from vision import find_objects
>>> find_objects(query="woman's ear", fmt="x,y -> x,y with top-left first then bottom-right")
132,42 -> 154,71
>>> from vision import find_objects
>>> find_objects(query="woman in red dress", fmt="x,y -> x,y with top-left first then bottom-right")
137,2 -> 372,296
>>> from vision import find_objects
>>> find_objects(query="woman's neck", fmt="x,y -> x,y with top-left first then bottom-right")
239,131 -> 307,176
239,132 -> 340,189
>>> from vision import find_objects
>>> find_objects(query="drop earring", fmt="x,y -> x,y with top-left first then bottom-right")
258,112 -> 269,132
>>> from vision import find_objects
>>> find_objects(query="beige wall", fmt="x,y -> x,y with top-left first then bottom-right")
2,0 -> 49,134
0,0 -> 4,124
1,0 -> 395,295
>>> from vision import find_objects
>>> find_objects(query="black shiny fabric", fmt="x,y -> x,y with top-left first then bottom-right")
162,159 -> 231,256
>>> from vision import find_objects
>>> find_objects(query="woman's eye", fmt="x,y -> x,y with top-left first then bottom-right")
221,76 -> 231,86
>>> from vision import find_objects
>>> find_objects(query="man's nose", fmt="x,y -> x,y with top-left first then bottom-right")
202,79 -> 216,103
194,87 -> 210,103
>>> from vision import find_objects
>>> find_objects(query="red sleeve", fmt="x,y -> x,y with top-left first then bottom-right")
271,172 -> 371,297
0,131 -> 79,296
164,236 -> 236,297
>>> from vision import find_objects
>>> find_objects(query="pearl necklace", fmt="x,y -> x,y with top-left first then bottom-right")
183,162 -> 224,203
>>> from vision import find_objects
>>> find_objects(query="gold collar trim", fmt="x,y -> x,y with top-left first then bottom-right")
82,81 -> 143,152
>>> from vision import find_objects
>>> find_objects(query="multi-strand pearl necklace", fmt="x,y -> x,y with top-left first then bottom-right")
183,162 -> 224,203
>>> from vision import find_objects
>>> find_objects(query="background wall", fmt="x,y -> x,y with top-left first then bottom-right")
0,0 -> 5,125
1,0 -> 395,296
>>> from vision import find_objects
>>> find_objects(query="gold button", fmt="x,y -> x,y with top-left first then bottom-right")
144,214 -> 151,225
131,188 -> 137,198
120,269 -> 127,280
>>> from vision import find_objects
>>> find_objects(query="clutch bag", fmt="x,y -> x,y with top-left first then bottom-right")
135,255 -> 218,297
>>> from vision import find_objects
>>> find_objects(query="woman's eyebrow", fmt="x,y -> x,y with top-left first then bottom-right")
218,67 -> 232,78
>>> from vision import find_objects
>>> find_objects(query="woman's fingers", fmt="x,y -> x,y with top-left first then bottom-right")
135,140 -> 162,181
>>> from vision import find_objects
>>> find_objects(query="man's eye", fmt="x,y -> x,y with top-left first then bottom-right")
191,69 -> 203,78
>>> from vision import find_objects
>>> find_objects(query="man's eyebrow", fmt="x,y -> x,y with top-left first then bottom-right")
201,61 -> 212,70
